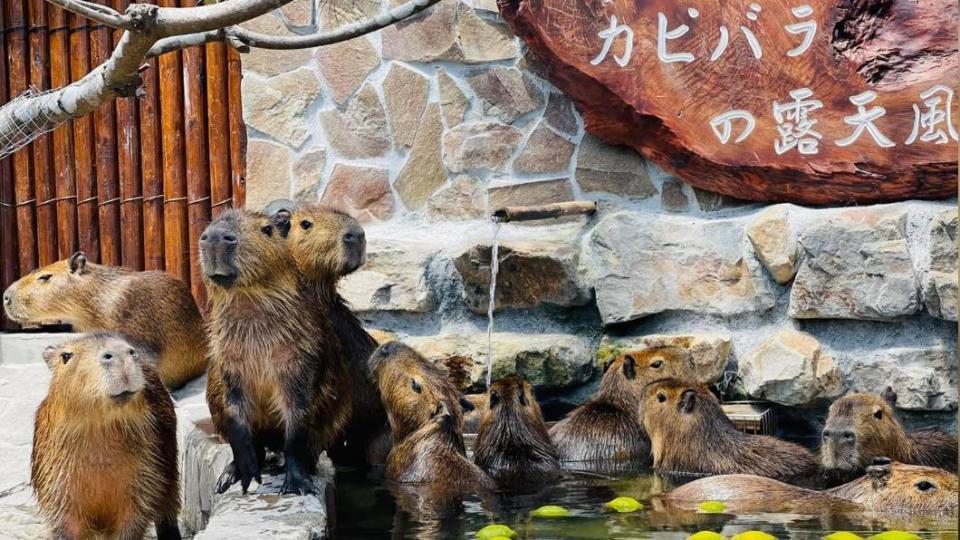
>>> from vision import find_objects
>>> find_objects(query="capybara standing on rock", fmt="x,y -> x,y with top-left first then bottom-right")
550,348 -> 693,464
369,341 -> 494,492
32,333 -> 180,539
3,252 -> 207,389
474,376 -> 561,488
642,378 -> 820,485
822,388 -> 958,481
201,209 -> 353,495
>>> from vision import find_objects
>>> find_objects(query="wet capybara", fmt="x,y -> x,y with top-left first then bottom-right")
822,388 -> 958,480
643,378 -> 820,485
550,348 -> 693,464
201,209 -> 354,495
280,202 -> 388,466
664,459 -> 958,517
369,341 -> 495,492
32,333 -> 180,539
3,252 -> 207,389
474,376 -> 561,487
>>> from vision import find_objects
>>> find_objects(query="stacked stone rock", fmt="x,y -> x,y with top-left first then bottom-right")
240,1 -> 957,420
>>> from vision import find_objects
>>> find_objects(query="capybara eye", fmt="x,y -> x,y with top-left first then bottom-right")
37,274 -> 52,282
300,220 -> 313,230
873,409 -> 883,420
915,480 -> 935,492
651,359 -> 663,369
60,352 -> 72,364
261,225 -> 273,236
656,393 -> 666,403
411,379 -> 422,394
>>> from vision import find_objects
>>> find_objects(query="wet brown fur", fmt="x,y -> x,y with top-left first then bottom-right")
549,348 -> 694,463
474,376 -> 560,487
643,378 -> 820,485
4,255 -> 206,390
32,333 -> 180,539
822,391 -> 958,477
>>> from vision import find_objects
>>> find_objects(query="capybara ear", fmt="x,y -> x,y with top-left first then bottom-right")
41,345 -> 57,369
459,395 -> 476,412
517,381 -> 527,406
679,388 -> 697,414
602,358 -> 614,374
881,386 -> 898,407
68,251 -> 87,274
866,456 -> 893,491
271,211 -> 292,239
622,354 -> 637,380
488,390 -> 501,409
261,198 -> 297,218
432,401 -> 451,419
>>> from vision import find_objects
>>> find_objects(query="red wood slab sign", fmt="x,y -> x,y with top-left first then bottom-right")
500,0 -> 958,204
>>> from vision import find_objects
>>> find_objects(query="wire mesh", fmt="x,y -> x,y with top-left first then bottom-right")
0,87 -> 68,161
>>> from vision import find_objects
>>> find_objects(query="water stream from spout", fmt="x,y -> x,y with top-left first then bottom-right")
485,219 -> 502,389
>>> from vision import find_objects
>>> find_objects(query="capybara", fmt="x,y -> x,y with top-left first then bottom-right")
369,341 -> 494,492
822,388 -> 958,480
3,252 -> 206,389
642,378 -> 820,485
664,459 -> 958,517
32,333 -> 180,539
474,376 -> 561,487
280,202 -> 388,465
201,209 -> 353,495
549,348 -> 693,464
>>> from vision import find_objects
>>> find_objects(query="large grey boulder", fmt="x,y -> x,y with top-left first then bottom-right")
848,346 -> 957,412
745,204 -> 797,284
789,210 -> 921,320
738,329 -> 844,407
585,211 -> 775,324
922,209 -> 957,321
338,238 -> 438,313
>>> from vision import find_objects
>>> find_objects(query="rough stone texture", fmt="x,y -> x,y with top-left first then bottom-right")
587,211 -> 776,324
575,135 -> 656,199
437,69 -> 470,127
394,105 -> 445,210
848,346 -> 957,411
923,209 -> 957,321
693,187 -> 752,213
245,140 -> 292,210
660,179 -> 689,213
319,0 -> 379,31
597,333 -> 732,384
512,121 -> 574,174
382,64 -> 430,149
455,1 -> 518,63
453,237 -> 590,314
338,238 -> 437,313
405,333 -> 593,391
790,210 -> 921,320
467,67 -> 542,124
543,93 -> 578,136
319,164 -> 395,223
746,205 -> 797,284
319,84 -> 391,159
425,175 -> 485,222
291,147 -> 326,203
316,37 -> 380,105
239,15 -> 311,78
381,0 -> 458,62
242,69 -> 322,148
487,178 -> 574,211
442,121 -> 521,172
739,329 -> 845,407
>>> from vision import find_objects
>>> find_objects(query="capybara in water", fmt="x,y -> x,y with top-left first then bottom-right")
549,348 -> 693,464
280,202 -> 388,466
642,378 -> 819,485
201,209 -> 353,495
664,459 -> 958,517
474,376 -> 561,487
3,252 -> 206,389
822,388 -> 958,480
32,333 -> 180,539
369,341 -> 494,492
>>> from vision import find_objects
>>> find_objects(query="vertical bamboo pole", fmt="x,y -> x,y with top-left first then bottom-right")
0,5 -> 20,329
27,0 -> 58,266
140,55 -> 165,271
69,12 -> 99,261
90,16 -> 120,266
47,2 -> 77,260
182,0 -> 209,306
113,0 -> 143,271
6,0 -> 38,275
158,0 -> 189,282
227,48 -> 245,210
206,42 -> 231,221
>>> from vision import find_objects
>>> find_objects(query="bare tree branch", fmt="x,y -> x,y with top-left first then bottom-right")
43,0 -> 132,30
154,0 -> 295,36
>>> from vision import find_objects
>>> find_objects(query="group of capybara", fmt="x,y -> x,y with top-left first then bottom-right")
3,202 -> 958,539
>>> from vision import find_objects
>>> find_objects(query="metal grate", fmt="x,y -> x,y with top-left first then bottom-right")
722,401 -> 776,435
0,87 -> 67,161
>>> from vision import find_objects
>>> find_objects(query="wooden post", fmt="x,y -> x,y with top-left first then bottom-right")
0,4 -> 20,330
159,0 -> 189,282
113,0 -> 143,271
47,2 -> 77,260
206,41 -> 231,220
139,55 -> 165,271
90,14 -> 120,265
492,201 -> 597,223
227,48 -> 245,210
27,0 -> 58,266
69,11 -> 100,262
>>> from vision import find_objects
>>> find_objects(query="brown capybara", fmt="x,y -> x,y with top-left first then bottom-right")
3,252 -> 207,389
474,376 -> 561,487
32,333 -> 180,539
279,202 -> 388,466
201,209 -> 353,495
369,341 -> 495,492
642,378 -> 819,485
822,388 -> 958,480
549,348 -> 693,464
664,459 -> 958,517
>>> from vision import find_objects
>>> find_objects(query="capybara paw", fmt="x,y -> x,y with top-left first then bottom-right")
215,462 -> 237,494
235,448 -> 263,494
280,468 -> 317,496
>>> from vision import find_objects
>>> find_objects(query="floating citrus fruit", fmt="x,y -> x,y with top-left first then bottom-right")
731,531 -> 777,540
606,496 -> 644,513
824,533 -> 864,540
476,524 -> 517,539
531,505 -> 570,518
688,531 -> 725,540
697,501 -> 727,513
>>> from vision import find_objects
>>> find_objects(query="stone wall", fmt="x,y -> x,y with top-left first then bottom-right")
240,0 -> 957,426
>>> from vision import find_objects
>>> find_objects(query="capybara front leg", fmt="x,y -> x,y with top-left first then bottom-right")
280,382 -> 318,496
155,515 -> 182,540
219,370 -> 261,494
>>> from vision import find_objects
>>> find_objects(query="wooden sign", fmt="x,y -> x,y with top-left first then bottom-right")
500,0 -> 958,204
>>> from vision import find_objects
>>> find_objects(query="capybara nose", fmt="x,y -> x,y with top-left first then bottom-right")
200,228 -> 238,247
100,352 -> 117,366
825,429 -> 855,444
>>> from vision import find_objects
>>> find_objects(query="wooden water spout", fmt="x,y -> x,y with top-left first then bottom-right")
492,201 -> 597,223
